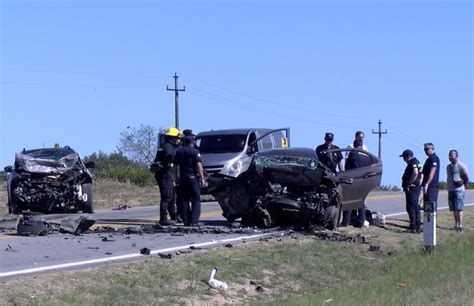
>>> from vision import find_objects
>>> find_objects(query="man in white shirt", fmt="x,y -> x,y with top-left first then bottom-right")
446,149 -> 470,233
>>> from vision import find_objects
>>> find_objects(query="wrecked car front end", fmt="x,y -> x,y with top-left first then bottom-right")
5,147 -> 94,214
212,148 -> 342,230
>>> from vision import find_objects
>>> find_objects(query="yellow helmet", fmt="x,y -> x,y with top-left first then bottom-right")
164,127 -> 182,137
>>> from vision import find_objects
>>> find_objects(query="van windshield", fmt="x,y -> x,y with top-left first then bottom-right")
196,134 -> 247,154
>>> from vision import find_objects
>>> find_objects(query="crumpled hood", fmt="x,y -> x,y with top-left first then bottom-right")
15,152 -> 79,174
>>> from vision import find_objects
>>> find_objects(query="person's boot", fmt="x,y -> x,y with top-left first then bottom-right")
159,212 -> 175,226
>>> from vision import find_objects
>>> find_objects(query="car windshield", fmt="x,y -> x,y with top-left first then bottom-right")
196,134 -> 247,154
254,155 -> 318,174
24,148 -> 76,160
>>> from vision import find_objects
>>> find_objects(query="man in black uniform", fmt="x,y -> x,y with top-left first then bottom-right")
175,133 -> 207,227
400,149 -> 423,233
315,132 -> 344,173
151,127 -> 182,226
422,143 -> 440,204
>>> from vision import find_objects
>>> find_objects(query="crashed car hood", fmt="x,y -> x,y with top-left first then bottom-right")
15,152 -> 80,174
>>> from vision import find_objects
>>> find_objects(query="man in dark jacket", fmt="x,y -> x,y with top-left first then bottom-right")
400,149 -> 423,233
174,133 -> 207,226
315,132 -> 344,173
151,127 -> 182,225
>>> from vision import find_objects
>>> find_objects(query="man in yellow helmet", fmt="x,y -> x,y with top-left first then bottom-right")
152,127 -> 182,225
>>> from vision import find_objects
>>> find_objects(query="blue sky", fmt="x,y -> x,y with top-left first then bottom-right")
1,0 -> 472,186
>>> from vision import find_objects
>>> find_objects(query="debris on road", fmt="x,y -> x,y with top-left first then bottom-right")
158,253 -> 173,259
59,217 -> 96,235
16,215 -> 51,236
5,244 -> 18,252
112,204 -> 129,210
140,247 -> 151,255
208,267 -> 228,291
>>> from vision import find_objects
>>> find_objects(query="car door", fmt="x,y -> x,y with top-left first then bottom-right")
332,148 -> 383,211
250,128 -> 290,153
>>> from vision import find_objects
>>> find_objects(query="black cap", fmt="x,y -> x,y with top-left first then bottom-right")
183,129 -> 193,136
324,133 -> 334,141
399,149 -> 413,158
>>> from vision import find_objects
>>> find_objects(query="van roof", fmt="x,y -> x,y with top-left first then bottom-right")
197,128 -> 273,137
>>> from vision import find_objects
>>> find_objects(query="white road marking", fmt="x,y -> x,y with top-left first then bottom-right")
0,232 -> 279,278
384,202 -> 474,218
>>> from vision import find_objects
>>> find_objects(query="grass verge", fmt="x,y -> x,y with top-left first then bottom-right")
1,209 -> 473,305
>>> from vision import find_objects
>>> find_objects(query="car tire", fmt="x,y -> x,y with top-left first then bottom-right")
325,197 -> 342,230
82,183 -> 94,213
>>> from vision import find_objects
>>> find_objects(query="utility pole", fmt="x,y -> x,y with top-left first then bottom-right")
372,119 -> 388,160
166,73 -> 186,129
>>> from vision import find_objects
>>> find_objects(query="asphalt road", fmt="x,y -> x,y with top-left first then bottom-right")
1,190 -> 473,279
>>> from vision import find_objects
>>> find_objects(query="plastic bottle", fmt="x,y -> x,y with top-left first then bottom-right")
208,267 -> 228,290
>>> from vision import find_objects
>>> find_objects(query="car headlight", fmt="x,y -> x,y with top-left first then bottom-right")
228,160 -> 242,176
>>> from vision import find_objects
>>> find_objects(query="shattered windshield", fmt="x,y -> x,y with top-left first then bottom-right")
196,134 -> 247,154
24,148 -> 75,160
16,148 -> 80,173
254,155 -> 318,174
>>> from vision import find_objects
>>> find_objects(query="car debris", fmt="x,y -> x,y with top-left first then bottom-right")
140,247 -> 151,255
4,146 -> 95,214
208,267 -> 228,291
5,244 -> 18,252
158,253 -> 173,259
16,215 -> 95,236
16,214 -> 52,236
111,204 -> 129,210
59,217 -> 96,235
250,280 -> 264,293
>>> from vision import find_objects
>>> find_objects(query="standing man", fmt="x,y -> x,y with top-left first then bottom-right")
151,127 -> 182,226
422,143 -> 440,206
175,133 -> 207,227
347,131 -> 368,151
446,150 -> 470,233
315,132 -> 344,173
342,139 -> 371,227
400,149 -> 423,233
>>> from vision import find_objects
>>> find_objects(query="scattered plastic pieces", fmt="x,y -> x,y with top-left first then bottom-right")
112,205 -> 128,210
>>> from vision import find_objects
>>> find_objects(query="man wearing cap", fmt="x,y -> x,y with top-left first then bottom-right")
174,132 -> 207,227
315,133 -> 344,173
422,143 -> 440,205
400,149 -> 423,233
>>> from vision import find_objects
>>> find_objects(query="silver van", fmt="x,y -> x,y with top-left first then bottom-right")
196,128 -> 290,187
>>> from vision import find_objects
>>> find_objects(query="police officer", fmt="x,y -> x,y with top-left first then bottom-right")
400,149 -> 423,233
174,133 -> 207,227
422,143 -> 440,205
315,132 -> 344,173
174,128 -> 194,224
151,127 -> 182,226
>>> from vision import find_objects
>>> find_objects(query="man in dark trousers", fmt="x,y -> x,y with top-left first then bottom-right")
315,132 -> 344,173
400,149 -> 423,233
175,133 -> 207,227
151,127 -> 182,226
422,143 -> 440,206
341,139 -> 371,227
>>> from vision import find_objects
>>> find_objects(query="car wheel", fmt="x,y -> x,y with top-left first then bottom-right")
325,197 -> 342,230
82,183 -> 94,213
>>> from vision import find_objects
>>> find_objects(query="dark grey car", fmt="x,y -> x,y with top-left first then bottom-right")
209,147 -> 382,229
4,146 -> 95,214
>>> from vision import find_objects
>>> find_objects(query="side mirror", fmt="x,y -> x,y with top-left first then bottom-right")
4,166 -> 12,173
84,161 -> 95,169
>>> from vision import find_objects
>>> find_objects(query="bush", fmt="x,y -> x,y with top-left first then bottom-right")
84,151 -> 155,186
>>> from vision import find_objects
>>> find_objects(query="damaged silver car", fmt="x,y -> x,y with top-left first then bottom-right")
4,146 -> 95,214
210,147 -> 382,230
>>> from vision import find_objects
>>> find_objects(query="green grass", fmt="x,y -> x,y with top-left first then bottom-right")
2,208 -> 474,305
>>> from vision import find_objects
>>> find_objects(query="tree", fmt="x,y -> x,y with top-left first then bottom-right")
117,124 -> 160,166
